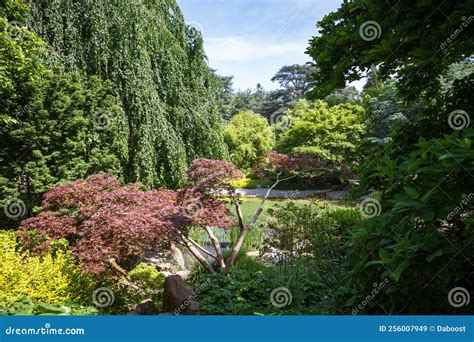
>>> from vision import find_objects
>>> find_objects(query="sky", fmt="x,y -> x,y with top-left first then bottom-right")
177,0 -> 344,91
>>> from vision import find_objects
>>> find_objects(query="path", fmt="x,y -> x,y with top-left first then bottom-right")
231,188 -> 347,200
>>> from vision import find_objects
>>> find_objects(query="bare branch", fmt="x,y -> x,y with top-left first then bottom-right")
204,226 -> 225,269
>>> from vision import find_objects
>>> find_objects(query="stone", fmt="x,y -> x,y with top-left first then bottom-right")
162,275 -> 199,315
128,299 -> 156,315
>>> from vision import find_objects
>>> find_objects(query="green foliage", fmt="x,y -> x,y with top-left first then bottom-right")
29,0 -> 228,188
0,71 -> 128,224
0,296 -> 99,316
306,0 -> 474,101
361,79 -> 417,147
325,86 -> 361,106
0,231 -> 95,306
0,13 -> 47,125
190,204 -> 362,315
126,263 -> 165,307
277,100 -> 366,163
225,110 -> 275,170
346,129 -> 474,314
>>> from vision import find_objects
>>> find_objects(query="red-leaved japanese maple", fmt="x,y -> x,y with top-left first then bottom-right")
253,152 -> 356,186
21,157 -> 324,276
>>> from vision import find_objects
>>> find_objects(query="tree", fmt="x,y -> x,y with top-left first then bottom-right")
0,71 -> 128,225
306,0 -> 474,101
224,111 -> 275,170
19,171 -> 234,275
271,64 -> 316,98
29,0 -> 228,188
325,86 -> 361,106
277,100 -> 366,163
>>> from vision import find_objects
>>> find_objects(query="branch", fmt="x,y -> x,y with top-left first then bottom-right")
204,226 -> 225,269
226,167 -> 326,271
176,230 -> 216,274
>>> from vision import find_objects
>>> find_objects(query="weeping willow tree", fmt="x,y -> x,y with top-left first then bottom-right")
29,0 -> 228,188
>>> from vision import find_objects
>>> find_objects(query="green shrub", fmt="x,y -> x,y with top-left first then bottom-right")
120,263 -> 165,309
225,110 -> 275,170
190,204 -> 362,315
0,296 -> 99,316
345,129 -> 474,314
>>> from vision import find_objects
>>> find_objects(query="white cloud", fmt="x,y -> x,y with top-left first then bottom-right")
203,36 -> 312,90
204,36 -> 307,62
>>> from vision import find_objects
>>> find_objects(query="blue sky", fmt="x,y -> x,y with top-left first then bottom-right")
177,0 -> 343,91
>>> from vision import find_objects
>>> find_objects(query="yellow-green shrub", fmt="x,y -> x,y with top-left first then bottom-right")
228,178 -> 263,189
0,231 -> 84,304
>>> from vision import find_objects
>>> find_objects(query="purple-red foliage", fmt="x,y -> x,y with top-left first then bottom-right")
253,152 -> 356,184
187,158 -> 244,189
20,169 -> 235,275
253,152 -> 324,177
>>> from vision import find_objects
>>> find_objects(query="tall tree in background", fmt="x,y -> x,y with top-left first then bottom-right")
29,0 -> 228,188
271,64 -> 316,98
0,3 -> 127,225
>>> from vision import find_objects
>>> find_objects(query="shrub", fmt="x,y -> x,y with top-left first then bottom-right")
126,263 -> 165,306
19,164 -> 240,275
253,152 -> 355,188
0,297 -> 99,316
224,110 -> 275,170
277,100 -> 366,163
263,202 -> 362,312
0,231 -> 91,305
190,204 -> 363,315
345,129 -> 474,314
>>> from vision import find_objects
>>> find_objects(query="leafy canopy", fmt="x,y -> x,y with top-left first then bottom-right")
225,110 -> 275,171
277,100 -> 366,163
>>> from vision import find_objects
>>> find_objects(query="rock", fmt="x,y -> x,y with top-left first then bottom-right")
162,275 -> 199,315
128,299 -> 156,315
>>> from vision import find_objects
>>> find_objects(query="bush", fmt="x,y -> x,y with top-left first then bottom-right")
345,129 -> 474,314
190,204 -> 362,315
277,100 -> 366,164
253,152 -> 355,189
227,178 -> 265,189
0,296 -> 99,316
125,263 -> 165,307
0,231 -> 93,306
225,110 -> 275,171
262,202 -> 361,312
19,170 -> 236,275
